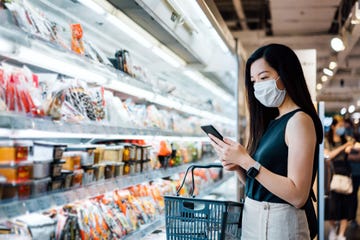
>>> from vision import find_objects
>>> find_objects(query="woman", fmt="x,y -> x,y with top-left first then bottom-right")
324,116 -> 354,240
209,44 -> 323,239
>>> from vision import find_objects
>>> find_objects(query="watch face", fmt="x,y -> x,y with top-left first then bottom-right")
247,167 -> 259,178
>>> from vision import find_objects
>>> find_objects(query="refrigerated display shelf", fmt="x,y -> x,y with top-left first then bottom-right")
0,21 -> 235,124
0,158 -> 218,221
124,172 -> 234,240
0,112 -> 208,140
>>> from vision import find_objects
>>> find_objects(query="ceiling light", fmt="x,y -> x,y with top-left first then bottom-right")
340,107 -> 347,115
316,83 -> 323,90
329,61 -> 337,70
321,75 -> 328,82
331,37 -> 345,52
349,105 -> 356,113
323,68 -> 333,76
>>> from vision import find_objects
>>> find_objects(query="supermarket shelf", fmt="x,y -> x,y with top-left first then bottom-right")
124,171 -> 234,240
0,22 -> 235,124
0,158 -> 217,221
0,112 -> 209,141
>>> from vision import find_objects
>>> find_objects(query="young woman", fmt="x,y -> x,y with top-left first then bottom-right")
324,116 -> 354,240
209,44 -> 323,239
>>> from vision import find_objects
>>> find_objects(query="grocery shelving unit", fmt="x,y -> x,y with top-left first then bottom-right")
0,0 -> 239,238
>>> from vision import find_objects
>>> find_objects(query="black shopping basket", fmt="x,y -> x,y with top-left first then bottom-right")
164,164 -> 243,240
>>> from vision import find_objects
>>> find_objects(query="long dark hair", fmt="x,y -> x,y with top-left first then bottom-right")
245,44 -> 323,155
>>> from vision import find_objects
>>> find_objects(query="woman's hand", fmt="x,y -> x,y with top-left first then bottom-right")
208,134 -> 254,171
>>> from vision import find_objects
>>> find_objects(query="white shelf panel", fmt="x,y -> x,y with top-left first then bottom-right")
0,112 -> 209,140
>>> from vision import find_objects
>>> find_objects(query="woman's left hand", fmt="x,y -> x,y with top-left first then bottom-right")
208,134 -> 253,170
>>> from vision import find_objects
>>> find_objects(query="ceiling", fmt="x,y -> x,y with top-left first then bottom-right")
213,0 -> 360,115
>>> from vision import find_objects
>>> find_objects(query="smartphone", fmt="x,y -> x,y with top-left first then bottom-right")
201,125 -> 224,142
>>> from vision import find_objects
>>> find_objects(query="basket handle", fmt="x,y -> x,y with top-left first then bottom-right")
176,163 -> 223,197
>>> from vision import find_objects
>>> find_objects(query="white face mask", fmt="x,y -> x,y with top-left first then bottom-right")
254,77 -> 286,107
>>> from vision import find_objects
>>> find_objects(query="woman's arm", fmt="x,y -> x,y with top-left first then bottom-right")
210,112 -> 317,208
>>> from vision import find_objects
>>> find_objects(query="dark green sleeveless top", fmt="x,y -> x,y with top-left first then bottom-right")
245,109 -> 302,203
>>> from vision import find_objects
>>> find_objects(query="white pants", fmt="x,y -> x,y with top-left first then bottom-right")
241,197 -> 310,240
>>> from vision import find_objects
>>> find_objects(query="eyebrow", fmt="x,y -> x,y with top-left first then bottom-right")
250,70 -> 270,79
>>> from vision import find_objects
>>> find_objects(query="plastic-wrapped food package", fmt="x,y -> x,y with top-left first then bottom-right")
15,213 -> 56,240
104,90 -> 131,127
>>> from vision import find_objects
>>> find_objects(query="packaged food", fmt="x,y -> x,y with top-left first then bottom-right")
82,166 -> 94,185
93,145 -> 105,164
32,141 -> 66,161
1,180 -> 32,200
72,169 -> 83,187
104,163 -> 115,179
62,152 -> 81,171
33,160 -> 51,179
50,177 -> 63,191
70,23 -> 84,55
50,160 -> 65,178
0,140 -> 32,162
32,177 -> 50,196
0,161 -> 32,181
66,145 -> 95,166
93,164 -> 105,181
61,170 -> 73,189
103,145 -> 124,162
0,175 -> 5,200
16,213 -> 56,240
114,162 -> 124,177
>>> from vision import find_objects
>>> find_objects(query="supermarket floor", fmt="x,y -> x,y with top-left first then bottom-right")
145,176 -> 360,240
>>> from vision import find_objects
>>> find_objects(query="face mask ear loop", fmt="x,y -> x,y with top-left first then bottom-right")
275,76 -> 285,91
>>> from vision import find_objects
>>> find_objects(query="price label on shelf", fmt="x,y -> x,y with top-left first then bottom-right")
2,202 -> 26,219
37,196 -> 52,211
25,199 -> 40,213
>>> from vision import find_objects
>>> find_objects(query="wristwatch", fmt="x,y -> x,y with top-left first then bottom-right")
246,161 -> 261,178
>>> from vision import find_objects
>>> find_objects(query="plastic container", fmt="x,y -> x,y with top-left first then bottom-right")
33,160 -> 51,179
32,141 -> 66,161
32,177 -> 50,196
0,140 -> 32,162
104,163 -> 115,179
66,145 -> 96,166
103,145 -> 124,162
0,161 -> 32,181
62,152 -> 81,171
93,164 -> 105,181
50,177 -> 63,191
61,170 -> 73,189
50,160 -> 65,177
72,169 -> 83,187
82,166 -> 94,185
114,162 -> 124,177
1,180 -> 32,200
0,175 -> 5,199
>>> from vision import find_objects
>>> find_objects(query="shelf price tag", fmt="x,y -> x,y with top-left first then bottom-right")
2,202 -> 26,219
25,199 -> 40,213
37,196 -> 52,211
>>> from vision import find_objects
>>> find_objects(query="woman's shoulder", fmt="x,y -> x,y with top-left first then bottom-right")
287,110 -> 315,133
